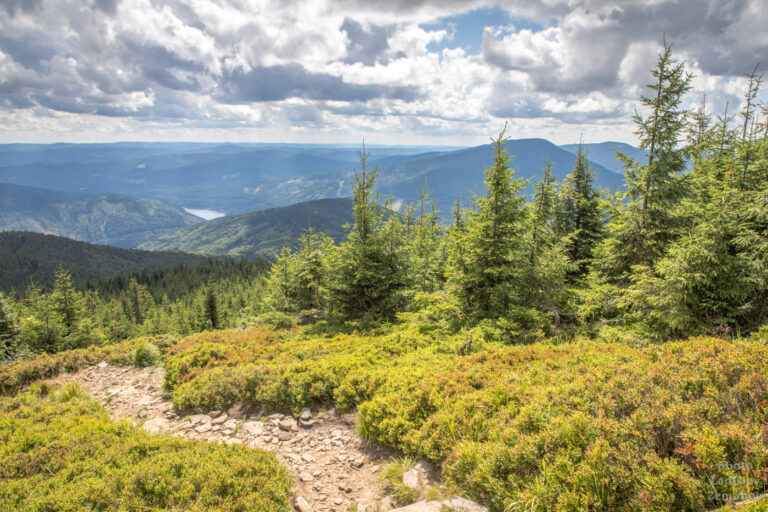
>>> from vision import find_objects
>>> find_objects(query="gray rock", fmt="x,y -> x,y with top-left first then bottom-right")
299,471 -> 314,482
300,407 -> 312,421
195,423 -> 212,434
189,414 -> 210,425
295,496 -> 313,512
211,413 -> 228,425
239,421 -> 264,437
379,496 -> 395,512
279,418 -> 298,431
441,497 -> 489,512
402,468 -> 420,491
277,431 -> 292,441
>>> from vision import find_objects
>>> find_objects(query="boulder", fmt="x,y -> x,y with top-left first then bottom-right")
239,421 -> 264,437
441,497 -> 489,512
279,418 -> 298,431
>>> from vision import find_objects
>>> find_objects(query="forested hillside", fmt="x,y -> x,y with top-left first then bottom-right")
0,184 -> 200,246
0,231 -> 207,293
138,198 -> 354,258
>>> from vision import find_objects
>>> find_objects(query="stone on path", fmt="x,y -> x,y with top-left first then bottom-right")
295,496 -> 313,512
141,417 -> 170,434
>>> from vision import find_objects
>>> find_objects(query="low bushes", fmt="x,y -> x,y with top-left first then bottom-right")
358,338 -> 768,512
0,384 -> 292,511
0,335 -> 177,395
160,324 -> 768,511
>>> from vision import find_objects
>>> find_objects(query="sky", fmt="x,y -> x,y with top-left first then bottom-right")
0,0 -> 766,146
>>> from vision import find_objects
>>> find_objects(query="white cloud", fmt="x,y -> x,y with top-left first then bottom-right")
0,0 -> 764,144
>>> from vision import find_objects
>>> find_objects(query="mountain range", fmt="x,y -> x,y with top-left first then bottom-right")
0,139 -> 641,259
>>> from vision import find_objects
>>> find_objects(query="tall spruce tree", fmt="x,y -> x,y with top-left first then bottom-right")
595,41 -> 692,279
327,146 -> 408,319
203,285 -> 219,330
450,126 -> 527,319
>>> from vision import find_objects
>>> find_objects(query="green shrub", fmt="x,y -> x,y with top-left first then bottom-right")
132,342 -> 161,367
146,325 -> 768,511
0,385 -> 292,511
256,311 -> 295,329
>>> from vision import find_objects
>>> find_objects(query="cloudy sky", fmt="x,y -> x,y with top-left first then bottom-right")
0,0 -> 765,145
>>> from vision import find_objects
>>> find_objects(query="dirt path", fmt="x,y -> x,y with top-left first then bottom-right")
51,363 -> 394,512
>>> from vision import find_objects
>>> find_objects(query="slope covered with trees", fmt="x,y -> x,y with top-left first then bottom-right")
138,198 -> 354,259
0,184 -> 201,247
0,231 -> 208,294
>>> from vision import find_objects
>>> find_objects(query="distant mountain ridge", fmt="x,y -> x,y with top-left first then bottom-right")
374,139 -> 624,215
0,183 -> 201,247
0,231 -> 208,294
559,142 -> 648,174
138,198 -> 355,259
0,140 -> 631,220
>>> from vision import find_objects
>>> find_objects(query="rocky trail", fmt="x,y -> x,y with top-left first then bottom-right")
50,363 -> 481,512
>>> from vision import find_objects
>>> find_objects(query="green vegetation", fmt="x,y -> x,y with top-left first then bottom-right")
0,336 -> 175,395
0,257 -> 269,361
0,231 -> 207,294
0,183 -> 200,247
148,323 -> 768,512
138,197 -> 354,259
0,384 -> 291,511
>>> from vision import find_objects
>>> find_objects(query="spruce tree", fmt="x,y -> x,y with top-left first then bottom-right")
527,159 -> 557,264
555,143 -> 605,276
203,285 -> 219,330
450,126 -> 527,319
596,41 -> 692,279
327,146 -> 408,319
121,278 -> 154,325
0,292 -> 20,361
406,187 -> 444,295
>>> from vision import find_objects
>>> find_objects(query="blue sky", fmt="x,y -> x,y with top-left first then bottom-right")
423,6 -> 546,55
0,0 -> 765,145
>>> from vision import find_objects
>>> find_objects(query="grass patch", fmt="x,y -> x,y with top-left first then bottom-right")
380,457 -> 419,506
